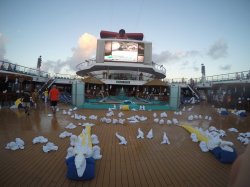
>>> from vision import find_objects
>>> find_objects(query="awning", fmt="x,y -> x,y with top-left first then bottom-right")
82,76 -> 104,84
143,79 -> 167,86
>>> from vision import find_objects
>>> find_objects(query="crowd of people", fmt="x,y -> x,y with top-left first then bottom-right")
14,85 -> 60,116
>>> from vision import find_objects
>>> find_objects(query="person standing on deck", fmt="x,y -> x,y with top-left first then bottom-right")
22,91 -> 31,116
31,88 -> 39,108
49,85 -> 60,114
44,88 -> 48,103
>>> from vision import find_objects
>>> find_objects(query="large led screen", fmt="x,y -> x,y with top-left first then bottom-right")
104,41 -> 144,63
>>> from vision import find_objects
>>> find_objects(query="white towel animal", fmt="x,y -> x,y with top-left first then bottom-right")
188,115 -> 194,121
137,128 -> 144,139
190,133 -> 198,142
59,131 -> 73,138
115,132 -> 127,145
66,147 -> 75,159
70,135 -> 78,147
91,134 -> 99,145
5,141 -> 19,150
118,112 -> 124,118
118,118 -> 125,124
172,118 -> 179,125
228,128 -> 239,133
160,112 -> 167,118
92,145 -> 102,159
74,152 -> 86,177
65,123 -> 77,129
166,120 -> 172,125
159,119 -> 164,125
199,141 -> 209,152
146,129 -> 153,139
161,132 -> 170,144
15,138 -> 25,149
89,115 -> 97,120
42,142 -> 58,153
32,136 -> 48,144
154,118 -> 159,123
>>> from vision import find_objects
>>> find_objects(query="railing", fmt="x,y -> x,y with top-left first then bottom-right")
76,59 -> 166,75
0,60 -> 50,78
54,73 -> 79,79
88,72 -> 155,82
152,62 -> 166,75
76,58 -> 96,70
0,60 -> 80,80
166,70 -> 250,84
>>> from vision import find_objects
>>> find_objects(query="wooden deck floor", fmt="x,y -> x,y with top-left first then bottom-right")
0,102 -> 249,187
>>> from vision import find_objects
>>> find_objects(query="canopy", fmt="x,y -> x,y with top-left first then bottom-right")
143,79 -> 167,86
82,76 -> 104,84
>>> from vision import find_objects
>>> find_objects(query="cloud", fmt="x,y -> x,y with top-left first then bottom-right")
152,50 -> 200,64
0,33 -> 7,60
41,33 -> 97,74
219,64 -> 231,70
192,62 -> 199,72
207,39 -> 228,60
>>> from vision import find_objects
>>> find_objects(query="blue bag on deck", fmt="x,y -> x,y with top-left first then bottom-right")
66,156 -> 95,180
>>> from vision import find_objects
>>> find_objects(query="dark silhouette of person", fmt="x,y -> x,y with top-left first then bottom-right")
116,29 -> 128,39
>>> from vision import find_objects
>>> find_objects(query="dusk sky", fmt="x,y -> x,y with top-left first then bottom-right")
0,0 -> 249,79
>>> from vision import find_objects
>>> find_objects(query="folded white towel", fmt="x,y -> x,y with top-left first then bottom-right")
65,123 -> 77,129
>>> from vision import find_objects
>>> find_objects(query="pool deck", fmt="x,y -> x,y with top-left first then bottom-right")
0,102 -> 249,186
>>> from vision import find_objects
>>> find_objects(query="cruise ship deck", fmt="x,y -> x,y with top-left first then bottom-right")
0,102 -> 249,186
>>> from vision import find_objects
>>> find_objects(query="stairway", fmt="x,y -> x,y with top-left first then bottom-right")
187,84 -> 200,100
39,77 -> 56,93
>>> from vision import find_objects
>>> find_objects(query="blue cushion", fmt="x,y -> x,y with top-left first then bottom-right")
220,149 -> 237,164
210,147 -> 222,159
210,147 -> 237,164
220,111 -> 229,115
66,156 -> 95,180
239,112 -> 247,117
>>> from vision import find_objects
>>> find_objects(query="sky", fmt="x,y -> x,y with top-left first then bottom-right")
0,0 -> 250,79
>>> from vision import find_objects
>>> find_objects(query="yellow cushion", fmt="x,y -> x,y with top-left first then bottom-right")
181,124 -> 209,142
15,98 -> 22,106
121,105 -> 129,111
79,126 -> 92,150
